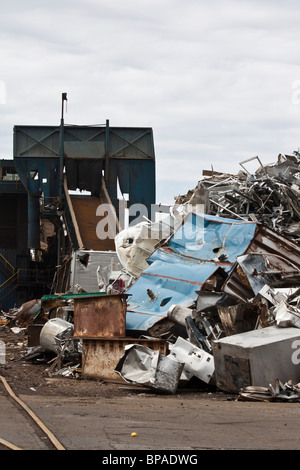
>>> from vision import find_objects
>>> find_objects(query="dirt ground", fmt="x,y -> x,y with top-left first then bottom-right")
0,324 -> 225,399
1,324 -> 300,452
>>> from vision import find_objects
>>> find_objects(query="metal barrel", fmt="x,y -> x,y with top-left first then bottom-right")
40,318 -> 74,353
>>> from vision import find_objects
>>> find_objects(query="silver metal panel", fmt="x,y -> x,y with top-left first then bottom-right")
69,250 -> 121,293
114,344 -> 183,393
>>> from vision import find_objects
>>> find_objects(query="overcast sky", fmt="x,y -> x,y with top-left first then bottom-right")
1,0 -> 300,204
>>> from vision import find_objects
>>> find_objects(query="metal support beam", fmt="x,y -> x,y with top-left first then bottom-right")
59,93 -> 67,202
105,119 -> 110,184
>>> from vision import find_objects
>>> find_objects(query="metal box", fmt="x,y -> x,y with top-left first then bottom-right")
212,326 -> 300,393
82,338 -> 168,380
73,293 -> 127,338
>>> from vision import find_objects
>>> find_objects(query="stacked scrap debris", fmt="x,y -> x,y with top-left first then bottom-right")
114,213 -> 300,395
239,379 -> 300,402
114,153 -> 300,395
174,153 -> 300,243
2,152 -> 300,398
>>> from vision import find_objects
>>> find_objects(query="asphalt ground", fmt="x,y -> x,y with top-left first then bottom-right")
0,387 -> 300,453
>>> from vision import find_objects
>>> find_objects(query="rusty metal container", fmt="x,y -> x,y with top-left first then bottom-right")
73,293 -> 127,338
81,338 -> 168,380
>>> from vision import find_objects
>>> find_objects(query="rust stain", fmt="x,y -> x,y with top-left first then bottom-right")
142,272 -> 204,286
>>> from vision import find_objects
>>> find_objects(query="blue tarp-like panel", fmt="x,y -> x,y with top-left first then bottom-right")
125,213 -> 257,332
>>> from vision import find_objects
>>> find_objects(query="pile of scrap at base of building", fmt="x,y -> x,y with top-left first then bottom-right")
3,151 -> 300,401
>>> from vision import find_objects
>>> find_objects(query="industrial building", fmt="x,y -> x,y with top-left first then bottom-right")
0,95 -> 156,311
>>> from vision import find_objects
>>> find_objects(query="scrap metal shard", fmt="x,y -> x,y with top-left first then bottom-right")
223,224 -> 300,302
115,344 -> 184,394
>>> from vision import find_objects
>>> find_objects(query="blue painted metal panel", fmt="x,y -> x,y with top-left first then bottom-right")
107,159 -> 155,219
13,126 -> 60,159
125,213 -> 257,332
14,157 -> 61,200
13,125 -> 154,159
107,127 -> 155,160
14,156 -> 60,249
168,213 -> 256,262
126,258 -> 223,331
0,249 -> 17,311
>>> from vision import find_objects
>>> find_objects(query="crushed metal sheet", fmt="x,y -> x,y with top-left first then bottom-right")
115,344 -> 184,394
273,301 -> 300,329
115,216 -> 177,279
217,303 -> 261,336
239,379 -> 300,402
8,299 -> 41,327
223,224 -> 300,302
125,212 -> 256,334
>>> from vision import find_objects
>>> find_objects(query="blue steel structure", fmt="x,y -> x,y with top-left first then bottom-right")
13,121 -> 156,251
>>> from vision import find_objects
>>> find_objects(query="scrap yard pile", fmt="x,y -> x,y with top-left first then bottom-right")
175,152 -> 300,243
2,151 -> 300,401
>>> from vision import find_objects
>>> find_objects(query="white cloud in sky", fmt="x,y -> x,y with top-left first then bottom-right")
1,0 -> 300,204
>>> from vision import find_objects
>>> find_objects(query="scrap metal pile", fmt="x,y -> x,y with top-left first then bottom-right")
174,152 -> 300,243
3,151 -> 300,400
114,152 -> 300,398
